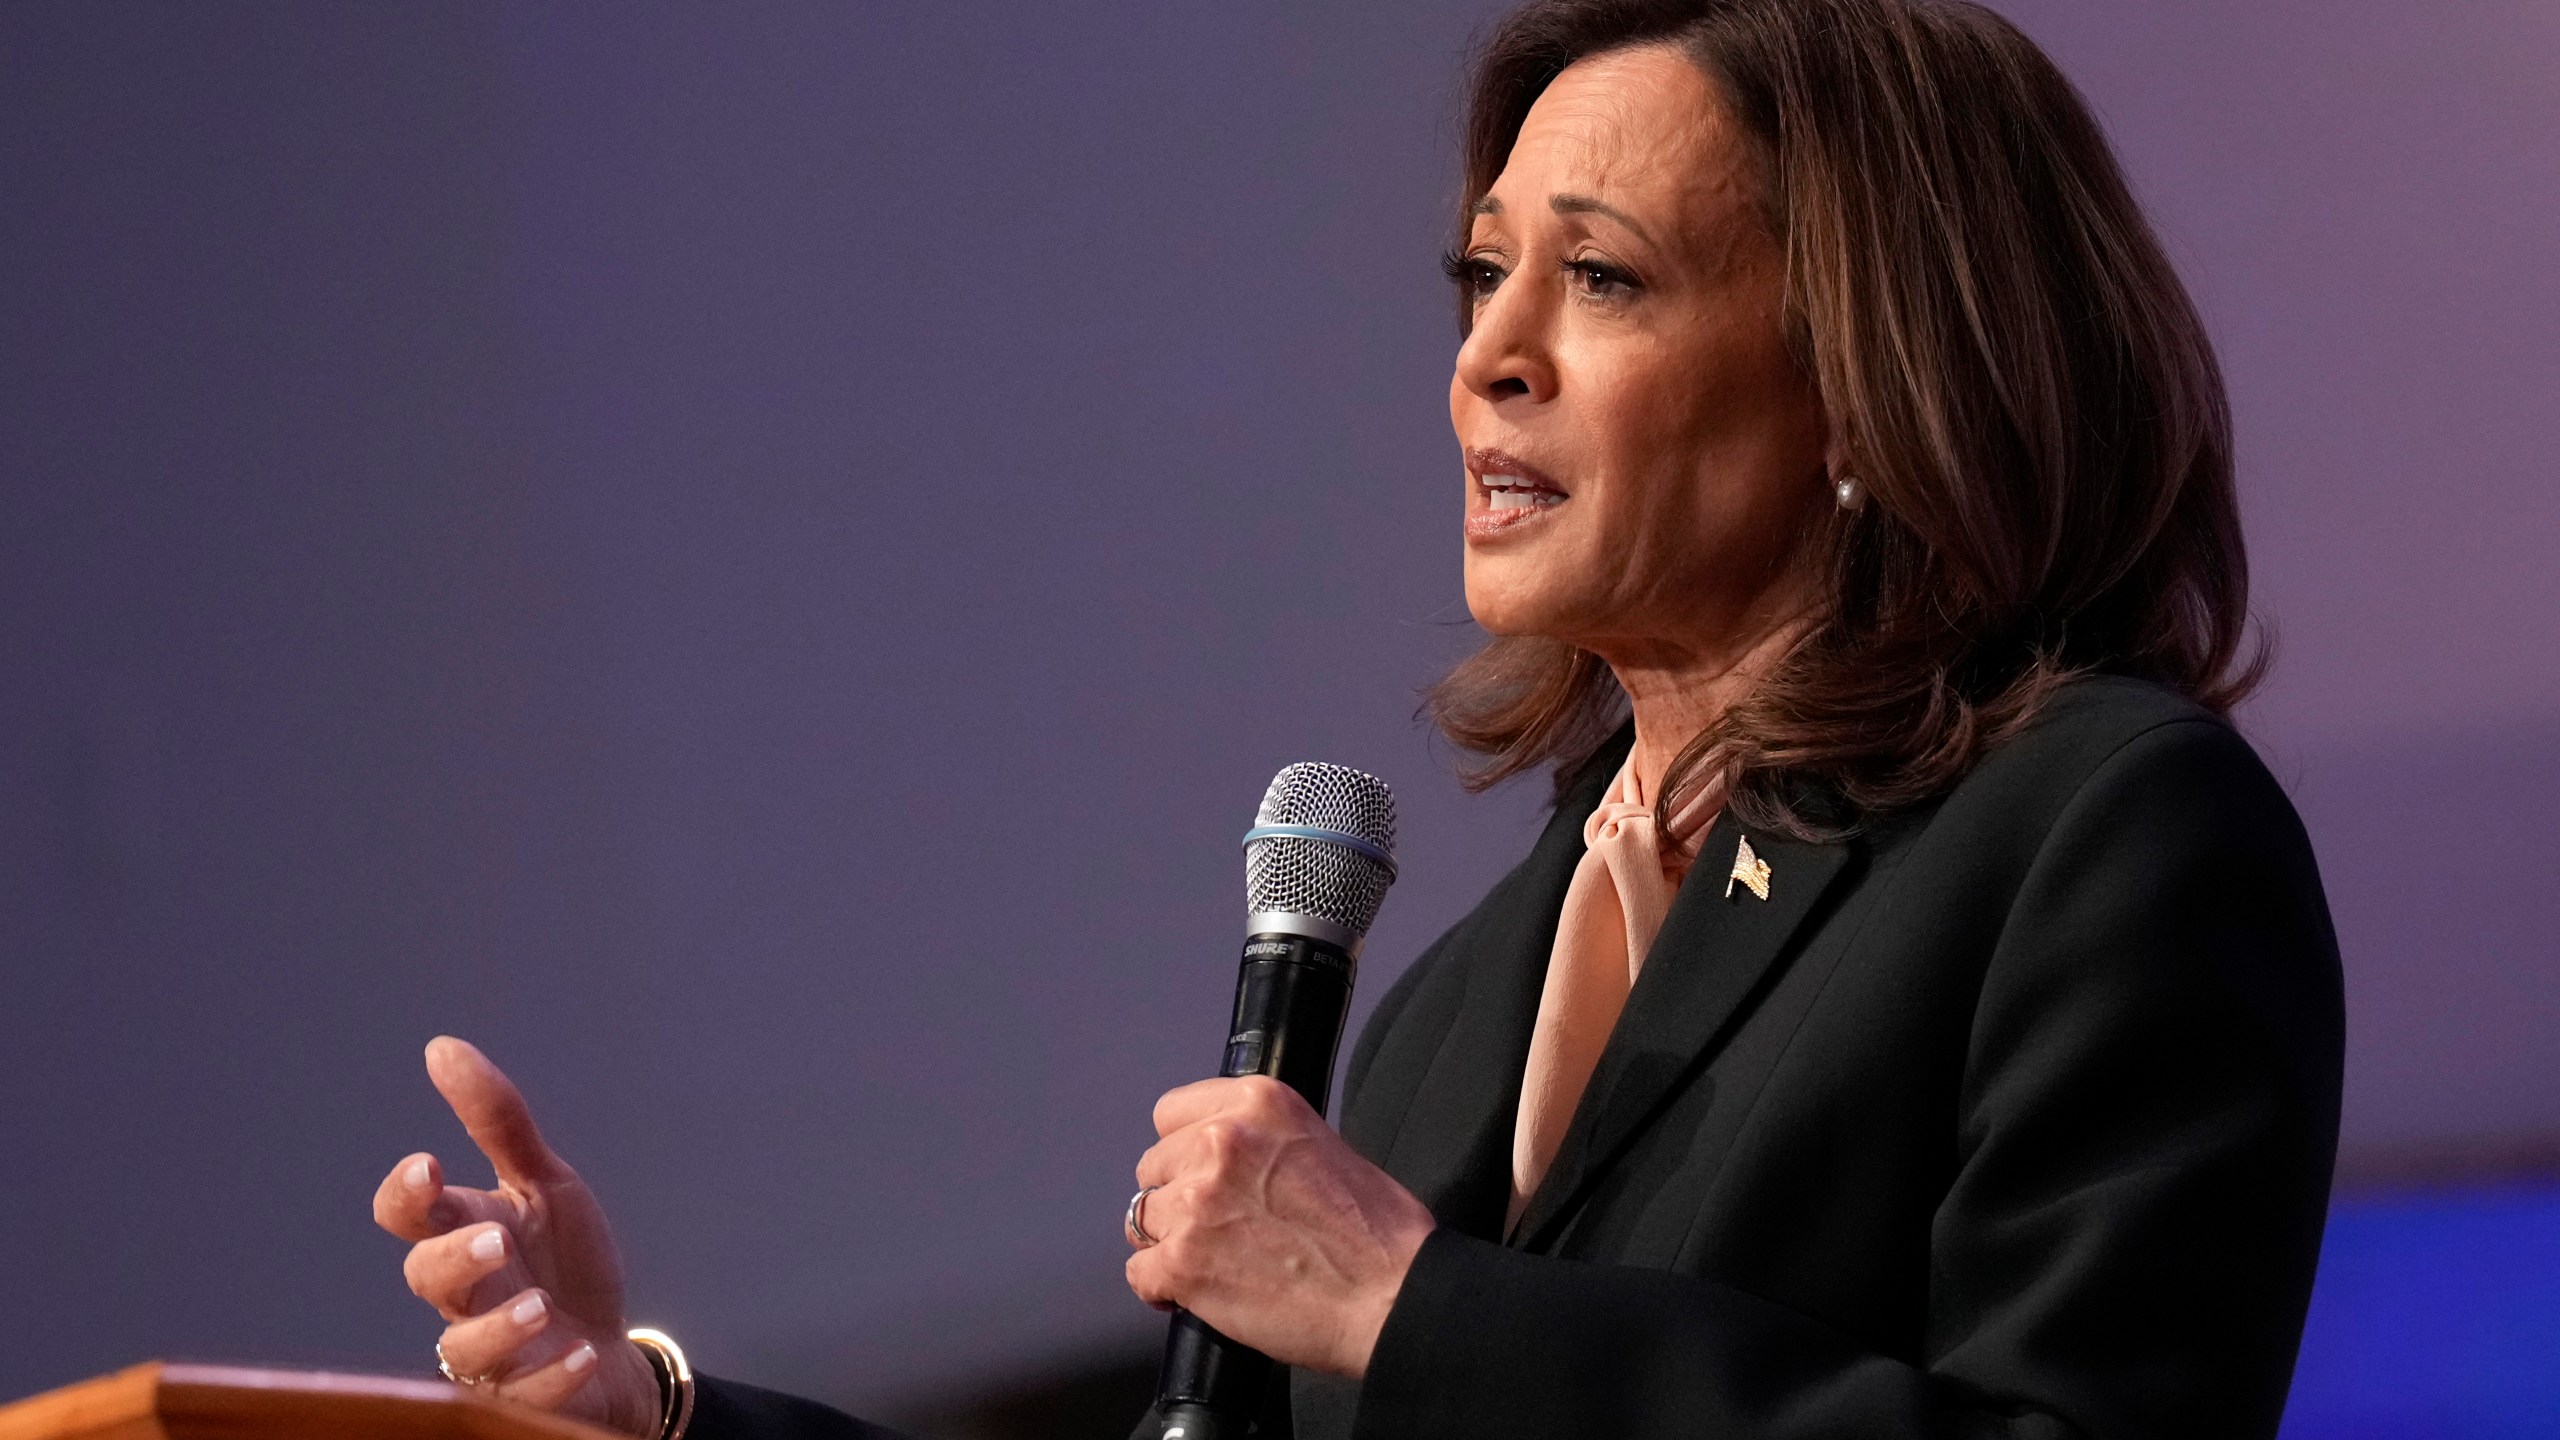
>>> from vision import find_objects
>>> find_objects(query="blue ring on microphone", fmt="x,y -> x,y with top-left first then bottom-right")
1241,825 -> 1398,880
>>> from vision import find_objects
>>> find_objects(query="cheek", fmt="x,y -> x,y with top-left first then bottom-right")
1609,327 -> 1814,507
1592,355 -> 1824,592
1584,366 -> 1717,533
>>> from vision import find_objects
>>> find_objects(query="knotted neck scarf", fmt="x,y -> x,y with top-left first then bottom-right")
1508,752 -> 1727,1232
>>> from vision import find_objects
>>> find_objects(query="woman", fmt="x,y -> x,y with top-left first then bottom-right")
374,1 -> 2343,1436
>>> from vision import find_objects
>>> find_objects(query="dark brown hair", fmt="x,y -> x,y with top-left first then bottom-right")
1427,0 -> 2261,837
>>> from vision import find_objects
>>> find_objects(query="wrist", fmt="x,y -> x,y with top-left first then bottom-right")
1341,1217 -> 1436,1379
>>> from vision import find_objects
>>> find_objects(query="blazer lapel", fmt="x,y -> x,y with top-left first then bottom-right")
1374,734 -> 1628,1240
1510,812 -> 1855,1249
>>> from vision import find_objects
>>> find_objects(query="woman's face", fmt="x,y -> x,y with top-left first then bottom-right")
1450,45 -> 1830,671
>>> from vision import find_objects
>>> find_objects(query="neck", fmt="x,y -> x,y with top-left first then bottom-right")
1601,615 -> 1811,800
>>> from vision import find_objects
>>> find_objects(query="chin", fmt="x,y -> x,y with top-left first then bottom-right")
1462,573 -> 1576,642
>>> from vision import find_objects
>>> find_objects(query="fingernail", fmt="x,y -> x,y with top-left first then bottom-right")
564,1343 -> 596,1373
468,1228 -> 505,1262
511,1293 -> 547,1326
404,1158 -> 432,1190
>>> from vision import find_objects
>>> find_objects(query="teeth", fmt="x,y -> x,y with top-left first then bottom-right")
1490,490 -> 1533,510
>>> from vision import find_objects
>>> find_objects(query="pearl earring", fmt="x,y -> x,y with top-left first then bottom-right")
1833,475 -> 1866,510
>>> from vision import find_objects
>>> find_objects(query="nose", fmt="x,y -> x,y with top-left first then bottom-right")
1452,272 -> 1559,407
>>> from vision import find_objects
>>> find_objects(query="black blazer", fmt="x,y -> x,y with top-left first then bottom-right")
698,676 -> 2344,1440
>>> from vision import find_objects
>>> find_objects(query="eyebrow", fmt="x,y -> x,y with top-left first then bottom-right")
1551,193 -> 1655,244
1468,193 -> 1656,245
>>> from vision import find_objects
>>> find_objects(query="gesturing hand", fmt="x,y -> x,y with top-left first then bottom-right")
371,1037 -> 663,1438
1123,1076 -> 1436,1379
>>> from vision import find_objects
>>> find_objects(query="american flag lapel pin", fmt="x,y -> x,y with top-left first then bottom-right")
1726,834 -> 1772,901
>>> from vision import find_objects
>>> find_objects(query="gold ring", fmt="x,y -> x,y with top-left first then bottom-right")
435,1339 -> 484,1388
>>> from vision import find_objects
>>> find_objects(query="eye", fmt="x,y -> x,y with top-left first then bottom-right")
1562,255 -> 1640,300
1440,248 -> 1508,305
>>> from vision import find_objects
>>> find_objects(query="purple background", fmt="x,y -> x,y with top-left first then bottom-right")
3,0 -> 2553,1422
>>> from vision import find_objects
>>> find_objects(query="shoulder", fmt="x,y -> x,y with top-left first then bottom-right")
1970,672 -> 2244,788
1901,675 -> 2340,1066
1866,674 -> 2334,994
1914,673 -> 2293,856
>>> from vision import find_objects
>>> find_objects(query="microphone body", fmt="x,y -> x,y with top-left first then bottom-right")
1154,764 -> 1399,1440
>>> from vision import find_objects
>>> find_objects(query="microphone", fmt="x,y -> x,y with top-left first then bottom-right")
1153,762 -> 1400,1440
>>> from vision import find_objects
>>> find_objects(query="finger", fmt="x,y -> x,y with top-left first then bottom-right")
404,1221 -> 524,1321
425,1036 -> 568,1189
1135,1133 -> 1194,1191
374,1153 -> 450,1241
434,1288 -> 555,1381
1125,1249 -> 1178,1313
1151,1077 -> 1245,1138
373,1153 -> 514,1241
491,1340 -> 602,1413
1138,1107 -> 1257,1190
1228,1073 -> 1316,1124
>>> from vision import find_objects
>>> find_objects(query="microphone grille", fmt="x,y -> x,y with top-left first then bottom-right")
1245,762 -> 1399,940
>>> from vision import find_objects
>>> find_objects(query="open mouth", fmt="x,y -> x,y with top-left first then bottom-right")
1466,447 -> 1568,536
1481,475 -> 1566,511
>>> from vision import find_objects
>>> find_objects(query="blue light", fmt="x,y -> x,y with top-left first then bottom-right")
2281,1185 -> 2560,1438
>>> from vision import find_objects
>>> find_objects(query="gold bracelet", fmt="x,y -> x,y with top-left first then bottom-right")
626,1327 -> 696,1440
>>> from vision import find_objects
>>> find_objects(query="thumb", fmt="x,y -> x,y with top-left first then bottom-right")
425,1035 -> 568,1189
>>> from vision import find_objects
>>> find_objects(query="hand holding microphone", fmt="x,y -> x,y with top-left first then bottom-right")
1126,764 -> 1436,1437
1124,1073 -> 1435,1376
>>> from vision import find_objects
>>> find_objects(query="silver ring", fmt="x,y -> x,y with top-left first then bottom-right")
1125,1185 -> 1161,1248
435,1340 -> 484,1388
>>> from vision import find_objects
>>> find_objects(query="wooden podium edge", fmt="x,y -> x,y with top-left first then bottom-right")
0,1362 -> 157,1440
0,1361 -> 625,1440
